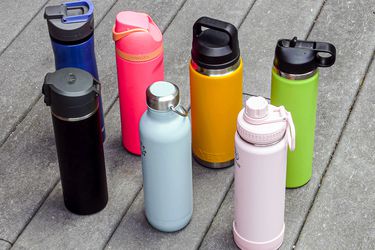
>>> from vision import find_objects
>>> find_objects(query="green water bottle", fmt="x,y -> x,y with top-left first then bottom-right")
271,37 -> 336,188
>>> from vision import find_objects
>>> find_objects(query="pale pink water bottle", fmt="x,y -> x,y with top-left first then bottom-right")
113,11 -> 164,155
233,96 -> 295,250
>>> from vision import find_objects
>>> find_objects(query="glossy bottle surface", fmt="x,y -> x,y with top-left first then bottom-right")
113,11 -> 164,155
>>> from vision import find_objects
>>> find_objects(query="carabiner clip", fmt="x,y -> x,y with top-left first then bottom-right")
170,105 -> 188,117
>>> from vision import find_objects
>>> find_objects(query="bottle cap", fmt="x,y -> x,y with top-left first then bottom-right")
237,96 -> 295,150
43,68 -> 100,119
274,37 -> 336,74
191,17 -> 240,69
112,11 -> 163,62
146,81 -> 188,117
44,0 -> 94,43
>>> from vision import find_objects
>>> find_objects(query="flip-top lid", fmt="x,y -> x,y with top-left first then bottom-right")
274,37 -> 336,74
43,68 -> 100,119
44,0 -> 94,42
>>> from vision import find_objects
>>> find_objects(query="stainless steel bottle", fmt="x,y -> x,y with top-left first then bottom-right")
139,81 -> 192,232
271,37 -> 336,188
233,96 -> 295,250
43,67 -> 108,215
190,17 -> 243,168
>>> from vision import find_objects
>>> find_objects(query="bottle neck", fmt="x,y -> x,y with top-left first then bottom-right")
147,108 -> 176,120
191,58 -> 241,76
273,66 -> 317,80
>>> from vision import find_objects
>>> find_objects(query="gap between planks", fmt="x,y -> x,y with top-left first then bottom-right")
8,0 -> 121,245
293,48 -> 375,248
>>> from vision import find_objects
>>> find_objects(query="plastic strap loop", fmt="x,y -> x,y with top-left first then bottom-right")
63,0 -> 93,23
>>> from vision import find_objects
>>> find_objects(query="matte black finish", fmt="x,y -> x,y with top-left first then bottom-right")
44,3 -> 94,43
192,17 -> 240,69
274,37 -> 336,74
52,109 -> 107,215
43,68 -> 100,119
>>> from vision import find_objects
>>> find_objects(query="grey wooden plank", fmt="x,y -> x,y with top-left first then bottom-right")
105,163 -> 234,250
104,0 -> 256,247
199,185 -> 236,250
0,240 -> 11,250
240,0 -> 324,96
0,0 -> 115,147
200,0 -> 375,249
11,104 -> 143,250
6,1 -> 186,247
296,59 -> 375,249
0,0 -> 48,55
161,0 -> 255,106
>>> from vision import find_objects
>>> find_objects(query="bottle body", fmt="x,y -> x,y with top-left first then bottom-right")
52,107 -> 108,215
116,53 -> 164,155
271,68 -> 318,188
234,133 -> 287,249
51,35 -> 106,141
139,109 -> 192,232
190,59 -> 243,168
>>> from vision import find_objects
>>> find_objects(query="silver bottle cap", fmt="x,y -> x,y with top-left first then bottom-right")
146,81 -> 188,116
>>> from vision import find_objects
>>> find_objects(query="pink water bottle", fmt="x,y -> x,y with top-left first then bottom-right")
233,96 -> 295,250
113,11 -> 164,155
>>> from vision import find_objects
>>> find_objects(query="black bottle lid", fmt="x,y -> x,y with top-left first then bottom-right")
191,17 -> 240,69
44,0 -> 94,43
43,68 -> 100,119
274,37 -> 336,74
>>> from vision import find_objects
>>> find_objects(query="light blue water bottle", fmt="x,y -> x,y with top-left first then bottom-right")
140,81 -> 193,232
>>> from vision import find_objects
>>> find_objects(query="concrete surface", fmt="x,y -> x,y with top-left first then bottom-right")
0,240 -> 10,250
0,0 -> 373,248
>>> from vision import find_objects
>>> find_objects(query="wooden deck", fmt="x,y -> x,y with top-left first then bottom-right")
0,0 -> 374,249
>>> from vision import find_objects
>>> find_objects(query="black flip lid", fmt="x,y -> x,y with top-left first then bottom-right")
192,17 -> 240,69
274,37 -> 336,74
43,68 -> 100,119
44,0 -> 94,43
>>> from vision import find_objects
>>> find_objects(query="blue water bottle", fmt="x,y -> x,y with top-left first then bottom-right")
44,0 -> 105,141
140,81 -> 193,232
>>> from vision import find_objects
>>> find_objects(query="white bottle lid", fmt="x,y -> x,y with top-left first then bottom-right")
237,96 -> 295,150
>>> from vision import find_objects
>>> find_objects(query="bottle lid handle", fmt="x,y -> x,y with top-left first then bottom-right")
287,36 -> 336,68
62,0 -> 93,23
314,41 -> 336,67
193,17 -> 238,52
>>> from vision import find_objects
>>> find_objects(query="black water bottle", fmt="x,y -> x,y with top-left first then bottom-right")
43,67 -> 108,215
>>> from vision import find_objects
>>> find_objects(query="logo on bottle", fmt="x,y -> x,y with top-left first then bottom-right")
140,143 -> 147,157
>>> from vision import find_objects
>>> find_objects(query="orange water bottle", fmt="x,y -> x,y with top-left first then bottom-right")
189,17 -> 243,168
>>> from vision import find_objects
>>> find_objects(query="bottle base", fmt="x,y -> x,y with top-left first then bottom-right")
193,153 -> 234,169
122,141 -> 141,156
146,211 -> 192,233
286,176 -> 311,189
233,221 -> 284,250
64,197 -> 108,216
